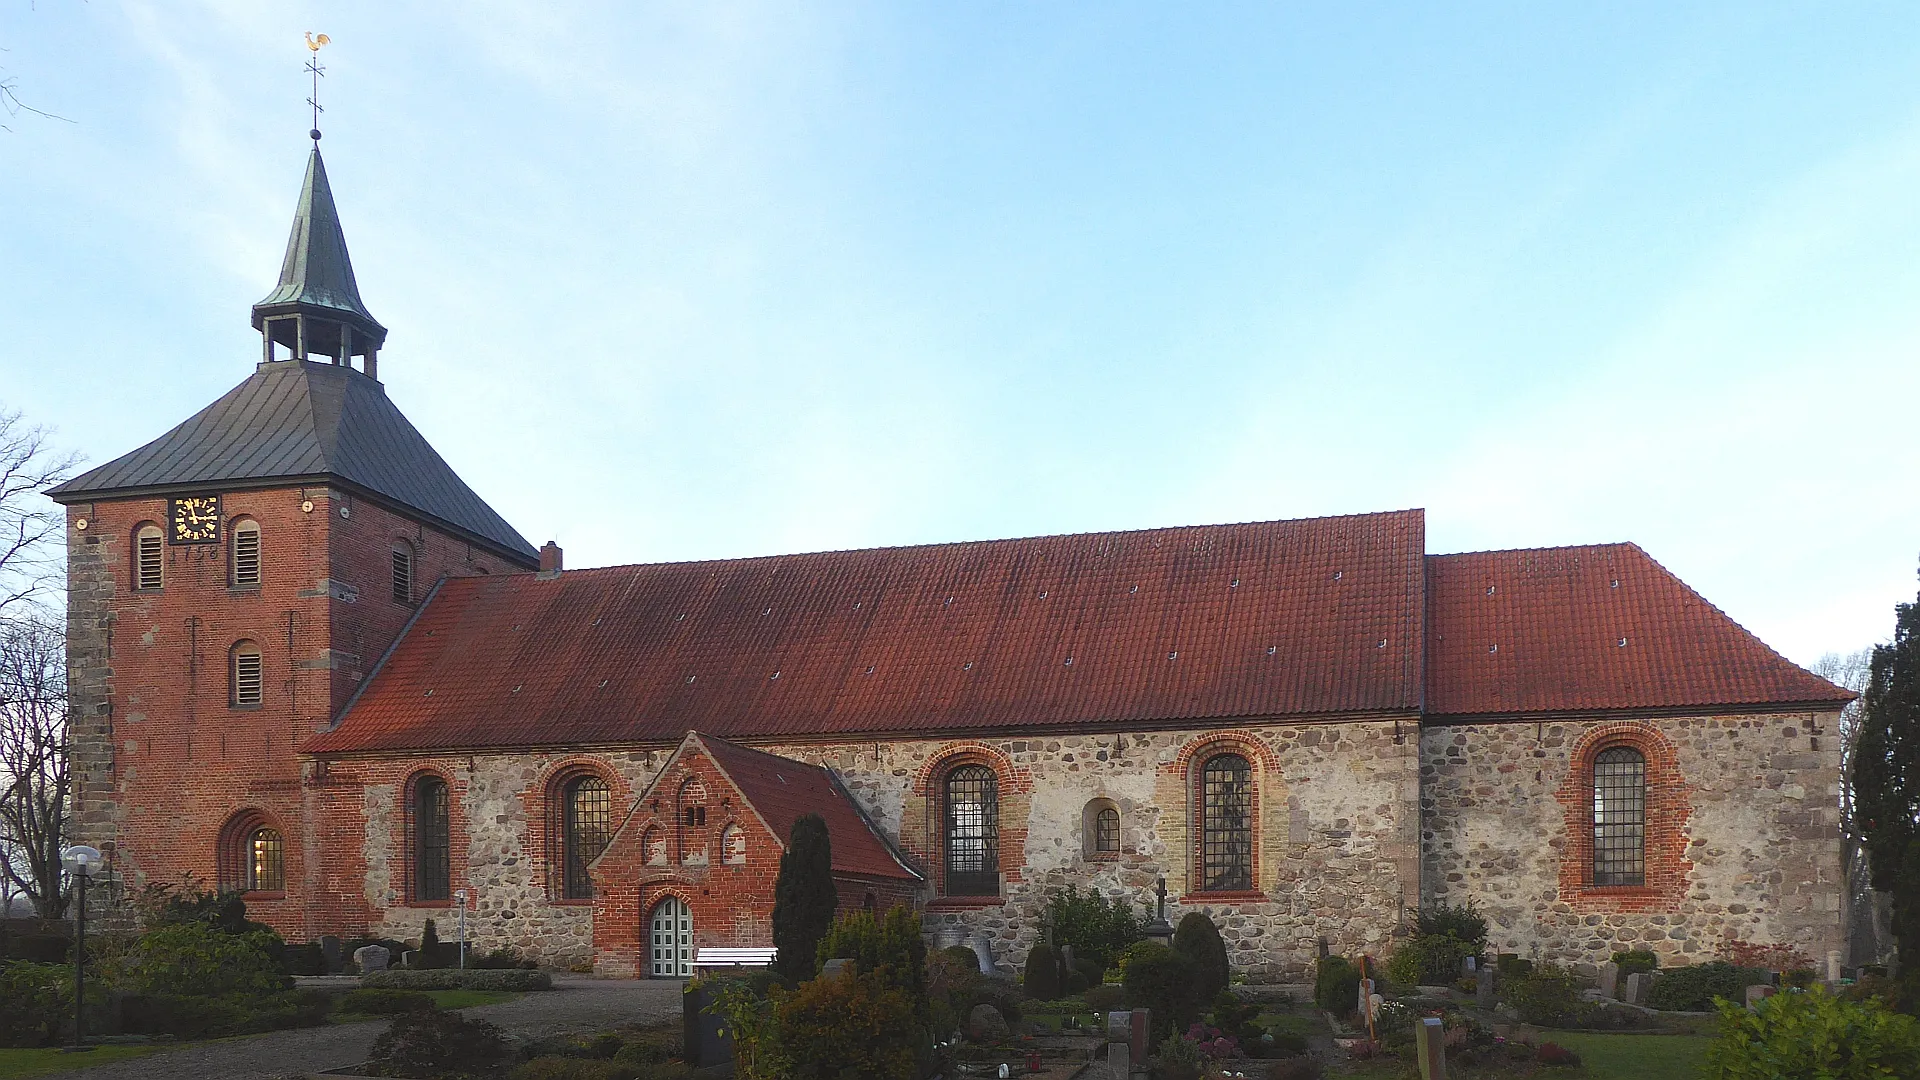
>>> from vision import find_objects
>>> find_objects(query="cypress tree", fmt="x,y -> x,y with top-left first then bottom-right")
1854,567 -> 1920,983
772,813 -> 838,984
1173,911 -> 1230,1002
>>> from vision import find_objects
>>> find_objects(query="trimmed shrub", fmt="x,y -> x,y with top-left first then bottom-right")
1495,954 -> 1532,979
510,1059 -> 640,1080
1085,983 -> 1127,1012
363,967 -> 553,991
367,1008 -> 516,1079
1612,949 -> 1659,979
1503,963 -> 1583,1026
1172,913 -> 1229,1002
772,966 -> 918,1080
1313,955 -> 1361,1014
1704,984 -> 1920,1079
417,919 -> 444,969
473,946 -> 536,970
0,961 -> 70,1047
940,944 -> 980,972
120,994 -> 249,1039
771,814 -> 837,985
126,922 -> 288,997
1122,942 -> 1203,1040
1412,901 -> 1488,951
279,942 -> 326,976
340,988 -> 438,1015
1645,961 -> 1770,1012
1024,943 -> 1062,999
1045,885 -> 1144,973
1387,933 -> 1476,988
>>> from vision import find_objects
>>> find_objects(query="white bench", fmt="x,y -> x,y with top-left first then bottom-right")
694,947 -> 778,969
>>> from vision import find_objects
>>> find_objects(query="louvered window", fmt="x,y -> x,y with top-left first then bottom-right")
1200,754 -> 1253,892
232,521 -> 261,586
414,777 -> 451,901
944,765 -> 999,896
562,776 -> 612,900
232,643 -> 263,707
136,525 -> 163,590
1593,747 -> 1647,886
247,828 -> 284,891
391,545 -> 413,603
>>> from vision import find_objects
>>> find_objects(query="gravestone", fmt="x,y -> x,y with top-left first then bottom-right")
1597,961 -> 1619,1000
1475,963 -> 1496,1006
1061,944 -> 1077,975
821,958 -> 852,977
1745,984 -> 1776,1011
683,979 -> 732,1067
1104,1012 -> 1134,1080
1129,1008 -> 1152,1064
1828,950 -> 1844,984
966,1003 -> 1010,1042
1415,1016 -> 1447,1080
970,933 -> 998,975
1624,971 -> 1655,1005
320,936 -> 343,974
353,944 -> 389,973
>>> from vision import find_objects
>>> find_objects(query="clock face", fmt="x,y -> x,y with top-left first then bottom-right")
168,496 -> 222,544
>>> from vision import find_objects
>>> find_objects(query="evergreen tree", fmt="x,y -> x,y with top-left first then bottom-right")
1854,567 -> 1920,981
1173,911 -> 1230,1001
772,813 -> 837,984
419,918 -> 443,969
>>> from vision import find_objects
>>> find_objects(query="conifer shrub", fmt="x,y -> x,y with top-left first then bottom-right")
417,919 -> 444,969
366,1008 -> 517,1078
1024,942 -> 1062,999
1501,963 -> 1583,1027
1644,961 -> 1771,1012
771,814 -> 837,985
771,967 -> 918,1080
1044,885 -> 1144,973
1122,942 -> 1202,1040
1172,912 -> 1230,1002
1313,955 -> 1361,1014
1704,984 -> 1920,1079
339,988 -> 439,1015
813,906 -> 930,1037
362,968 -> 553,991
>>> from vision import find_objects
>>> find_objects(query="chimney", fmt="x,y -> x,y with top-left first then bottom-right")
539,541 -> 563,574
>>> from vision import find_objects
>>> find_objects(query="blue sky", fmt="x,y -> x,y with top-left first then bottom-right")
3,2 -> 1917,665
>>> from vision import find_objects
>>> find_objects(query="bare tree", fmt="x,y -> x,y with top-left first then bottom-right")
1816,648 -> 1881,965
0,612 -> 68,917
0,407 -> 79,616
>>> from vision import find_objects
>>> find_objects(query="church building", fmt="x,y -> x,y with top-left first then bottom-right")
51,145 -> 1855,981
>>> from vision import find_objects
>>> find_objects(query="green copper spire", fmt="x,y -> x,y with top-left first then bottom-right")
251,146 -> 388,373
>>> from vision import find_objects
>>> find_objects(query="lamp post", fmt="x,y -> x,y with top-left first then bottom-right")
59,846 -> 102,1054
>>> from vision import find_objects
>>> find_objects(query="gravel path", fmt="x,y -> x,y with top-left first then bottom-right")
50,978 -> 684,1080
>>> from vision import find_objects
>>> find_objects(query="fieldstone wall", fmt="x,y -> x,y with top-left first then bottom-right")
1421,711 -> 1846,974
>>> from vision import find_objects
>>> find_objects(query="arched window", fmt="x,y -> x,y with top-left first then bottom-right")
246,827 -> 284,892
1593,747 -> 1647,886
412,775 -> 451,901
678,778 -> 708,865
230,641 -> 264,707
231,518 -> 262,586
391,543 -> 415,604
561,774 -> 612,900
134,524 -> 163,591
944,765 -> 999,896
1096,807 -> 1121,854
1199,753 -> 1253,892
642,825 -> 667,866
721,823 -> 747,865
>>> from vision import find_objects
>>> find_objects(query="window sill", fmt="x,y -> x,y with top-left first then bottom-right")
928,896 -> 1004,910
228,585 -> 262,596
408,899 -> 455,908
230,704 -> 263,712
551,898 -> 594,907
242,890 -> 286,901
1180,890 -> 1268,904
1088,852 -> 1121,862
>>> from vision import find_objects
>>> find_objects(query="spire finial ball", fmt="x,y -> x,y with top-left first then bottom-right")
311,129 -> 322,141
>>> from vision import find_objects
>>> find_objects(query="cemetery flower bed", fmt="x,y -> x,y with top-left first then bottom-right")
362,968 -> 554,992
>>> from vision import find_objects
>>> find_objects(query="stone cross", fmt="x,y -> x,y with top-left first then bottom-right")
353,944 -> 389,972
1154,878 -> 1168,923
1597,961 -> 1619,1000
1415,1016 -> 1447,1080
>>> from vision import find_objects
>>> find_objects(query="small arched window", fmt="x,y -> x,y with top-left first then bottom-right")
412,775 -> 451,901
642,825 -> 668,866
561,774 -> 612,900
134,524 -> 164,590
1593,747 -> 1647,886
247,827 -> 284,892
944,765 -> 999,896
231,519 -> 262,586
231,641 -> 264,707
1199,753 -> 1253,892
678,778 -> 709,865
722,823 -> 747,865
391,543 -> 415,604
1096,807 -> 1121,854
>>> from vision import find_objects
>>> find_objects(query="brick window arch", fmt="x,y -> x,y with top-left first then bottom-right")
408,772 -> 453,902
230,640 -> 264,708
230,517 -> 262,587
1197,752 -> 1254,892
1556,723 -> 1692,911
218,810 -> 286,895
132,522 -> 163,591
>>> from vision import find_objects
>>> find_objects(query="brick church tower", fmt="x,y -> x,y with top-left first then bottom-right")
49,145 -> 539,939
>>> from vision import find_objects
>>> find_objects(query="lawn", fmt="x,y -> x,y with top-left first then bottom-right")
1548,1033 -> 1711,1080
0,1044 -> 168,1079
426,988 -> 517,1010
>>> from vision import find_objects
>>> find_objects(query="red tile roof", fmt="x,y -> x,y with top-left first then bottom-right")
304,511 -> 1427,753
686,733 -> 919,880
1424,544 -> 1852,718
302,513 -> 1849,756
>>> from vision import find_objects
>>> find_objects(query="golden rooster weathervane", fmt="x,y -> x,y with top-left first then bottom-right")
304,32 -> 330,143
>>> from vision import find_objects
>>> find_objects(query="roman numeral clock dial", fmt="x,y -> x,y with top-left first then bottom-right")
169,495 -> 222,544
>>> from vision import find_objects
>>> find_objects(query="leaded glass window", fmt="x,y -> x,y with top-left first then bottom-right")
414,776 -> 451,901
248,828 -> 284,891
1095,806 -> 1121,855
1593,747 -> 1646,886
563,775 -> 612,899
1200,753 -> 1253,892
944,765 -> 998,896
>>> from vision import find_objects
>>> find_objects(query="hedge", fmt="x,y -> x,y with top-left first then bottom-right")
362,967 -> 553,991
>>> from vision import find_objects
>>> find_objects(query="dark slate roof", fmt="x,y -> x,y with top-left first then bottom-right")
251,148 -> 386,344
303,511 -> 1429,753
1424,544 -> 1854,718
48,360 -> 537,561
